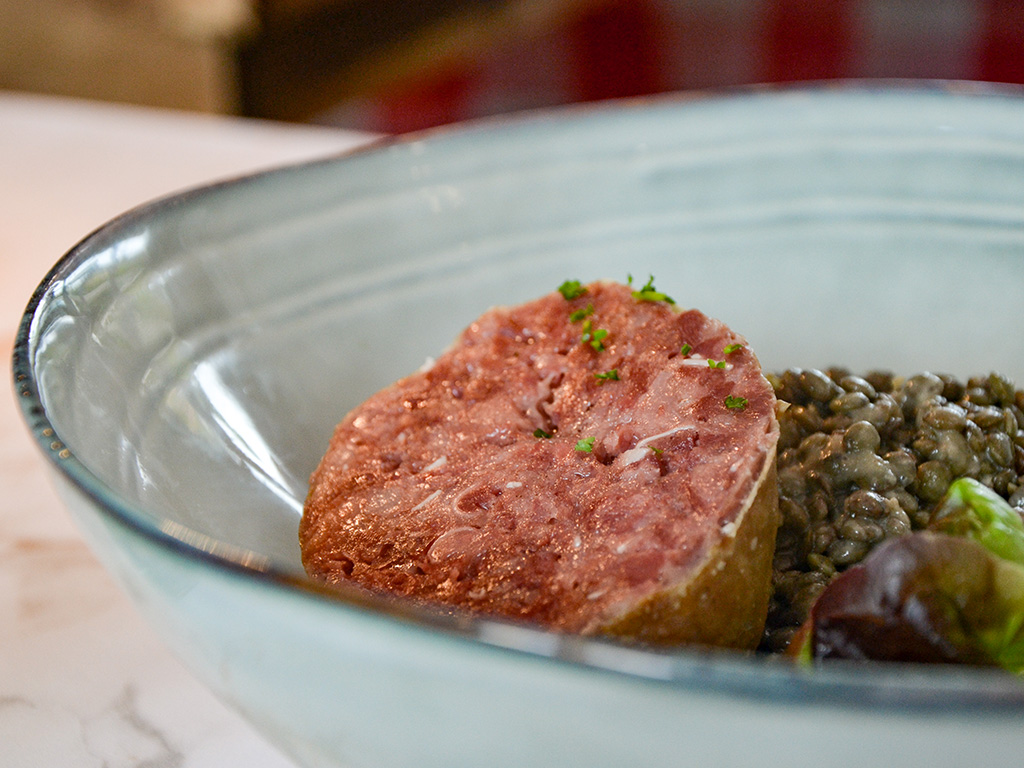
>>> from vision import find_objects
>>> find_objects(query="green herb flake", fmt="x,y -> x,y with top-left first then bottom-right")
649,445 -> 663,455
724,343 -> 744,354
725,395 -> 748,410
533,428 -> 552,439
569,303 -> 595,323
581,319 -> 609,351
631,274 -> 676,305
708,359 -> 727,369
558,280 -> 587,300
575,436 -> 596,452
679,342 -> 692,356
594,368 -> 620,382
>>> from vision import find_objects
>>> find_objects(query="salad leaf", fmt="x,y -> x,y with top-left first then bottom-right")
790,532 -> 1024,669
929,477 -> 1024,566
791,478 -> 1024,673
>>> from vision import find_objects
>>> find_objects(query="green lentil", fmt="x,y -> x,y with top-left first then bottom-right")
843,489 -> 886,518
799,368 -> 842,402
762,369 -> 1024,654
915,460 -> 953,502
839,375 -> 877,398
842,421 -> 881,453
988,432 -> 1015,468
831,391 -> 871,414
923,404 -> 967,431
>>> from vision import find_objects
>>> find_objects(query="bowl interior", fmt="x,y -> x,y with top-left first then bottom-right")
22,84 -> 1024,588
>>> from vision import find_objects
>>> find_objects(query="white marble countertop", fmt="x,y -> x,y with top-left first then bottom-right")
0,91 -> 374,767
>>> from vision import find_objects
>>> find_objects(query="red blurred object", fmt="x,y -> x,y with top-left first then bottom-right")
317,0 -> 1024,133
977,0 -> 1024,83
760,0 -> 858,83
566,0 -> 670,101
375,67 -> 479,135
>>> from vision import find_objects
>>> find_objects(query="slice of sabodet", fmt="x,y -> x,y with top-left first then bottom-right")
301,279 -> 780,648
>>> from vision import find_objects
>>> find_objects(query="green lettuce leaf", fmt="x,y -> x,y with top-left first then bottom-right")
930,477 -> 1024,566
791,478 -> 1024,673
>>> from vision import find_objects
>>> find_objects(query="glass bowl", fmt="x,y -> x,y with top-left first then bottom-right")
14,82 -> 1024,768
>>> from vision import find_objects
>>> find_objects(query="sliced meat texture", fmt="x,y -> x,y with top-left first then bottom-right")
301,280 -> 780,648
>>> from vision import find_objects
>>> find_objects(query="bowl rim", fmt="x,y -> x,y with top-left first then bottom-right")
13,79 -> 1024,713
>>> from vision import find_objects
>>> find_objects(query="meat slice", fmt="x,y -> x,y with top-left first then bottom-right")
301,280 -> 780,648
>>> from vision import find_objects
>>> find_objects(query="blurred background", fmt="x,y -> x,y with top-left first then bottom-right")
2,0 -> 1023,134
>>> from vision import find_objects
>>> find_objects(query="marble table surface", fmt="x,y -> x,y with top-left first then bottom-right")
0,91 -> 373,767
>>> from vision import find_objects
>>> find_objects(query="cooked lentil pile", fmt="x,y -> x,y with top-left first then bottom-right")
761,368 -> 1024,653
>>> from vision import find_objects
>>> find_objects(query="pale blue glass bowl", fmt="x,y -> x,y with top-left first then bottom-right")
14,83 -> 1024,768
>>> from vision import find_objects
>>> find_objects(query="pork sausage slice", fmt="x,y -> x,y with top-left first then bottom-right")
301,280 -> 780,648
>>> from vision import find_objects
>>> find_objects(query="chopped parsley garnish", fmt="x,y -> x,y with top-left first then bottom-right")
708,359 -> 727,369
631,274 -> 675,305
575,436 -> 596,452
724,343 -> 744,354
533,428 -> 552,438
594,368 -> 620,382
558,280 -> 587,300
649,445 -> 663,455
725,395 -> 749,410
581,319 -> 608,351
679,342 -> 692,356
569,303 -> 595,322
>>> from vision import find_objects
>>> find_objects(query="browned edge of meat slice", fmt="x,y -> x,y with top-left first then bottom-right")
301,280 -> 780,649
598,448 -> 778,648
